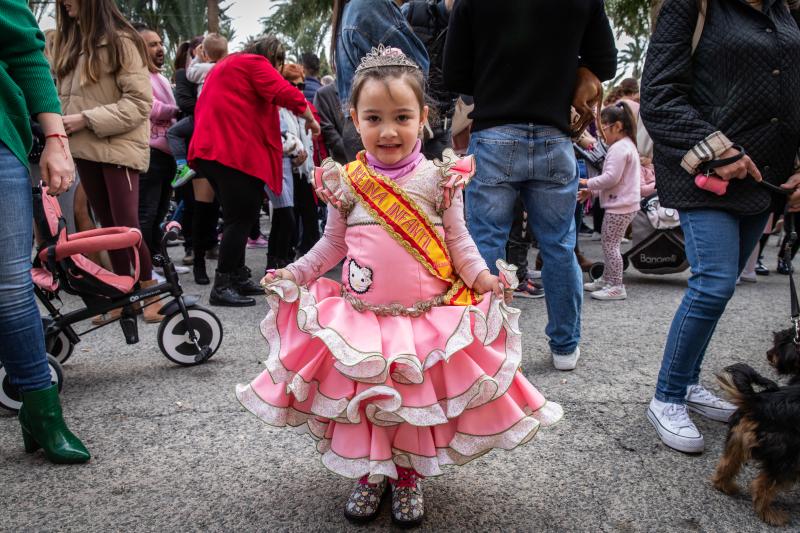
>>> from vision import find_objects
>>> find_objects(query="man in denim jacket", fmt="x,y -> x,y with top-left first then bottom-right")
444,0 -> 617,371
333,0 -> 429,159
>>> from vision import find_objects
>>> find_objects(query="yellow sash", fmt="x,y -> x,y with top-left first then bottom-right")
344,154 -> 481,306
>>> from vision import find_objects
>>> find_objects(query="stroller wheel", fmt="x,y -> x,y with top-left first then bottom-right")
0,355 -> 64,412
47,330 -> 75,365
157,306 -> 223,366
588,262 -> 605,282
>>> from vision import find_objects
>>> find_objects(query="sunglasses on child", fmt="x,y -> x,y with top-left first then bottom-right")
290,81 -> 306,90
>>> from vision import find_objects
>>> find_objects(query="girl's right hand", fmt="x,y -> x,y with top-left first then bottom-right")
260,268 -> 295,289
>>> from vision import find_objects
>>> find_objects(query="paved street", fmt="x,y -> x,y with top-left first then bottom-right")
2,228 -> 798,532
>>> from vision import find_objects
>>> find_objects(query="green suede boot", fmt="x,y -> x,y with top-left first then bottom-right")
18,385 -> 90,464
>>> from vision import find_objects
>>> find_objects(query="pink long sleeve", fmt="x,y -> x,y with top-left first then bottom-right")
444,190 -> 489,286
286,206 -> 348,285
587,142 -> 627,192
640,163 -> 656,197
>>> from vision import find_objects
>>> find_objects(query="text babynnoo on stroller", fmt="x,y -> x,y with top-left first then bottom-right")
0,185 -> 224,411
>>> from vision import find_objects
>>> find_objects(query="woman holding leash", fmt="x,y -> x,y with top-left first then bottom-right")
641,0 -> 800,454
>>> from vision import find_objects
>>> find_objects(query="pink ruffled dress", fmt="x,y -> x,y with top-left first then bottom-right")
236,145 -> 563,480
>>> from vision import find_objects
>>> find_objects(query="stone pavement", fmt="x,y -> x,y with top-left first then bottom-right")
1,230 -> 798,532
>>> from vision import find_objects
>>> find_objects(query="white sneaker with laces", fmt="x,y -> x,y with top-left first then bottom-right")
685,383 -> 736,422
591,285 -> 627,300
647,397 -> 705,453
154,265 -> 190,276
552,346 -> 580,371
583,278 -> 608,292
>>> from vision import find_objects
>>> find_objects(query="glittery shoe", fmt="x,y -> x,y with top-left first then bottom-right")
390,468 -> 424,528
343,475 -> 388,524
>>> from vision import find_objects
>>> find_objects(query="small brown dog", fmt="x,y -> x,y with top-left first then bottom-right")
712,331 -> 800,526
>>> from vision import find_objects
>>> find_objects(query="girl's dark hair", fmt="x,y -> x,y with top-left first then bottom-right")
600,101 -> 637,144
174,41 -> 191,73
53,0 -> 149,83
350,64 -> 426,113
243,35 -> 286,69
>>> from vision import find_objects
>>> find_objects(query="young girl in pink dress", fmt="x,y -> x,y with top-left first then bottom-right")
236,47 -> 563,527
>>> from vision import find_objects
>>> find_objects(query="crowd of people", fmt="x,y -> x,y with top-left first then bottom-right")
1,0 -> 800,528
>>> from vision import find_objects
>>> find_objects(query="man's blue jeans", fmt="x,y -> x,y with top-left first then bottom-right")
466,125 -> 582,355
0,143 -> 52,393
655,208 -> 770,403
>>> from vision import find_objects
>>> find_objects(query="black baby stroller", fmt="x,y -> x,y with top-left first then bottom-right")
588,194 -> 689,281
0,185 -> 224,411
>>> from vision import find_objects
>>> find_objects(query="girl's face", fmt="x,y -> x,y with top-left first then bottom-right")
59,0 -> 79,18
601,120 -> 625,145
351,77 -> 428,165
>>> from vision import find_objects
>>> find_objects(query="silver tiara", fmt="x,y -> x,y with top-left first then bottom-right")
355,45 -> 420,73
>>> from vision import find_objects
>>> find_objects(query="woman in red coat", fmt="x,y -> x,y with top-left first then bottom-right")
189,36 -> 320,306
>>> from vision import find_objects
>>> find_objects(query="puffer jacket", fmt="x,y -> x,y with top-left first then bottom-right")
641,0 -> 800,215
58,36 -> 152,172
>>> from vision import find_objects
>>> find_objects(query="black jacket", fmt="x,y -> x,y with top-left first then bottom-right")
641,0 -> 800,215
174,68 -> 198,118
443,0 -> 617,133
313,83 -> 347,165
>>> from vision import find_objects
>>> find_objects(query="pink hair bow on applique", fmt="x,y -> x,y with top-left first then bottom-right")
434,148 -> 476,211
313,158 -> 346,209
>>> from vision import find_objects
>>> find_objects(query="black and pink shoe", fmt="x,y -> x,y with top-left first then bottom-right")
344,475 -> 388,524
390,467 -> 424,528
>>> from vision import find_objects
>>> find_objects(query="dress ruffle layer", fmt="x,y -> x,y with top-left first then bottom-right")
236,278 -> 563,480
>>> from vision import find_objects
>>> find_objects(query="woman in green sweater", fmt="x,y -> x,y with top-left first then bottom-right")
0,0 -> 90,463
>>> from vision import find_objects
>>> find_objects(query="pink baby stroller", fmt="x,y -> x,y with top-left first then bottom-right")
0,185 -> 223,411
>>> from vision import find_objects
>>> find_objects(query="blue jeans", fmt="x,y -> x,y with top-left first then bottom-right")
0,143 -> 52,392
466,125 -> 582,355
655,208 -> 770,403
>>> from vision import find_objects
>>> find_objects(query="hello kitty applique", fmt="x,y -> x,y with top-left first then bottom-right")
347,259 -> 373,294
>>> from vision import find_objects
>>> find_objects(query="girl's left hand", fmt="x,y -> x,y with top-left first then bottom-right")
63,114 -> 87,135
472,270 -> 504,298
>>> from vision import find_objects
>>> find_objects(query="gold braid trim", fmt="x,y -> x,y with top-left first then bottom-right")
346,153 -> 454,281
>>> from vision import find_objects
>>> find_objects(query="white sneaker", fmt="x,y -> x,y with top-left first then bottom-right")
685,383 -> 737,422
552,346 -> 580,371
590,232 -> 602,241
583,278 -> 608,292
591,285 -> 627,300
154,265 -> 190,276
647,397 -> 705,453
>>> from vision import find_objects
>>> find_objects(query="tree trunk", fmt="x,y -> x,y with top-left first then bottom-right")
207,0 -> 220,33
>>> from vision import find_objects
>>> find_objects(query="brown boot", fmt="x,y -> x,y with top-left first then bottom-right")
575,250 -> 593,272
91,308 -> 122,326
140,279 -> 165,323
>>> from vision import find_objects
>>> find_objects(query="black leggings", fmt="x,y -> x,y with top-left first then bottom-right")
194,159 -> 264,273
293,173 -> 320,255
268,207 -> 296,267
